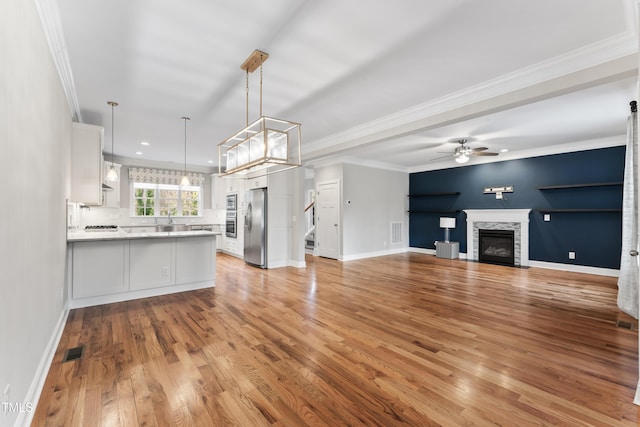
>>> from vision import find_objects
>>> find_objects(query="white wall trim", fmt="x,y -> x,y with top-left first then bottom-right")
304,36 -> 637,162
410,135 -> 626,173
306,156 -> 410,174
408,247 -> 619,276
341,247 -> 408,262
68,281 -> 215,309
288,259 -> 306,268
33,0 -> 81,122
17,308 -> 70,427
528,260 -> 620,277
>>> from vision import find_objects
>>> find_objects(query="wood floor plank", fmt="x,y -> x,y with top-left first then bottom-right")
33,252 -> 639,426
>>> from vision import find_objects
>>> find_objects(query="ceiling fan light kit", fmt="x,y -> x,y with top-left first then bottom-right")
452,138 -> 498,164
218,50 -> 301,177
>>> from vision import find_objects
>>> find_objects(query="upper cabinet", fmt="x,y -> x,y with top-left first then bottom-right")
70,122 -> 104,205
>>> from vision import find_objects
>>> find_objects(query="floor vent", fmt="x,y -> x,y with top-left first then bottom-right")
62,345 -> 85,363
616,320 -> 634,330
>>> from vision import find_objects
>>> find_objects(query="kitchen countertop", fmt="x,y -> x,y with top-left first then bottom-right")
67,228 -> 221,242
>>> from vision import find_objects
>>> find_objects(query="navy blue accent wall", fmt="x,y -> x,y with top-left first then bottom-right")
409,146 -> 625,269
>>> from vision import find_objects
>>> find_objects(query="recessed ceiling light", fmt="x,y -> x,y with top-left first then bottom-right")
500,148 -> 509,153
140,141 -> 150,146
136,151 -> 143,155
207,160 -> 214,163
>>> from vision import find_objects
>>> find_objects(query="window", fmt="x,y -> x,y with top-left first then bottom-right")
132,183 -> 201,217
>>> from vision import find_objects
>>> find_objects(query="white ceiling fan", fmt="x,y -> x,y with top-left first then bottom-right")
450,139 -> 499,163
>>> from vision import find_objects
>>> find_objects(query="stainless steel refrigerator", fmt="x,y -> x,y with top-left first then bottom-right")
244,188 -> 267,268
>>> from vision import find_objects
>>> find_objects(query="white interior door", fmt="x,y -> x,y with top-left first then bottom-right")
316,180 -> 340,259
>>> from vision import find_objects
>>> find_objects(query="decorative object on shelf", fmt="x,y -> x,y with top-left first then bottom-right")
439,217 -> 456,242
218,49 -> 301,177
180,116 -> 190,186
483,185 -> 514,200
106,101 -> 119,181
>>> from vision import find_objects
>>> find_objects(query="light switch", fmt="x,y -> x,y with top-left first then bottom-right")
544,214 -> 550,222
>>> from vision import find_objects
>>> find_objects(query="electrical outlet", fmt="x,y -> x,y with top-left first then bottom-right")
161,266 -> 169,276
569,251 -> 576,260
543,214 -> 551,222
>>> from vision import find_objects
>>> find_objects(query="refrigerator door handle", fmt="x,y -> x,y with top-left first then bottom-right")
246,202 -> 252,231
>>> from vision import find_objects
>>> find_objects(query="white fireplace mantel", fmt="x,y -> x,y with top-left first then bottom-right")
464,209 -> 532,266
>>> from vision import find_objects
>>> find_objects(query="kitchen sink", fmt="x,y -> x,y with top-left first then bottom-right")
155,224 -> 191,232
120,224 -> 192,233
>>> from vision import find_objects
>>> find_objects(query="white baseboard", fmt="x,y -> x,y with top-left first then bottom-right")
288,259 -> 307,268
341,247 -> 407,262
68,281 -> 215,309
17,308 -> 69,427
408,247 -> 469,259
634,381 -> 640,406
408,247 -> 619,276
528,260 -> 619,277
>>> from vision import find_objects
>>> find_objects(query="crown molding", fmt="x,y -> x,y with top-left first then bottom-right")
306,155 -> 409,173
408,135 -> 627,173
304,30 -> 638,161
34,0 -> 82,122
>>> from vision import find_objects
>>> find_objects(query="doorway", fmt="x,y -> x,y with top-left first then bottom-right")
316,180 -> 340,259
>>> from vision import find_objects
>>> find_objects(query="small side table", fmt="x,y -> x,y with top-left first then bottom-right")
435,241 -> 459,259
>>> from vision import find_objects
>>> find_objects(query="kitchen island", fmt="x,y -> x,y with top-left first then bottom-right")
67,227 -> 220,308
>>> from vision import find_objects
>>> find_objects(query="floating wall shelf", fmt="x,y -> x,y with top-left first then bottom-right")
408,192 -> 461,197
407,210 -> 461,213
537,182 -> 623,190
535,208 -> 621,213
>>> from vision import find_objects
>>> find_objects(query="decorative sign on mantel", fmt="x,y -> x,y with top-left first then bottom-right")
483,185 -> 514,200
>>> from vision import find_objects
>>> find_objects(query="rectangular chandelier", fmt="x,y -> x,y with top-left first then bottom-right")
218,115 -> 301,176
217,50 -> 301,177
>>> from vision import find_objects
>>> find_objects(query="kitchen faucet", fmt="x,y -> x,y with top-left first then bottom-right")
168,212 -> 173,224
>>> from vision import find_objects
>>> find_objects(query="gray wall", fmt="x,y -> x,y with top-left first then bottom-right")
0,1 -> 71,425
342,164 -> 408,258
313,163 -> 409,260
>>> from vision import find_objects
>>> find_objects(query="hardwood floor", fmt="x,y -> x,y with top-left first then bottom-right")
33,253 -> 639,426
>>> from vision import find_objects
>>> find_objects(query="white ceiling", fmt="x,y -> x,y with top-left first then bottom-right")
52,0 -> 638,172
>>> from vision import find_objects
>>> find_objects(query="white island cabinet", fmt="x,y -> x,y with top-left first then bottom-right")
72,240 -> 129,299
68,231 -> 218,308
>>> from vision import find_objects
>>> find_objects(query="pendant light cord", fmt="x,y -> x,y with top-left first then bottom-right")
182,117 -> 190,174
107,101 -> 118,166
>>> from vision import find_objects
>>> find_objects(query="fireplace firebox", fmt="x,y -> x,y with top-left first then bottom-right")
478,229 -> 515,266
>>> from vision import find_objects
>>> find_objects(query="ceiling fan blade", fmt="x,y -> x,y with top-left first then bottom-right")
473,152 -> 499,156
471,147 -> 488,152
430,154 -> 455,161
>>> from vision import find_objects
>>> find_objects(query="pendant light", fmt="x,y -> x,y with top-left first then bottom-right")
180,116 -> 190,186
106,101 -> 119,181
217,49 -> 301,177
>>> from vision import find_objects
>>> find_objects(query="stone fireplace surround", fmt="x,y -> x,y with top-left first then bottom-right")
463,209 -> 531,267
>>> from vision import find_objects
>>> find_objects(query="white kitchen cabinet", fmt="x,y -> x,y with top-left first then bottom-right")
223,176 -> 244,194
72,240 -> 129,298
176,236 -> 216,283
245,174 -> 268,190
70,122 -> 104,205
103,162 -> 121,208
129,239 -> 175,291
